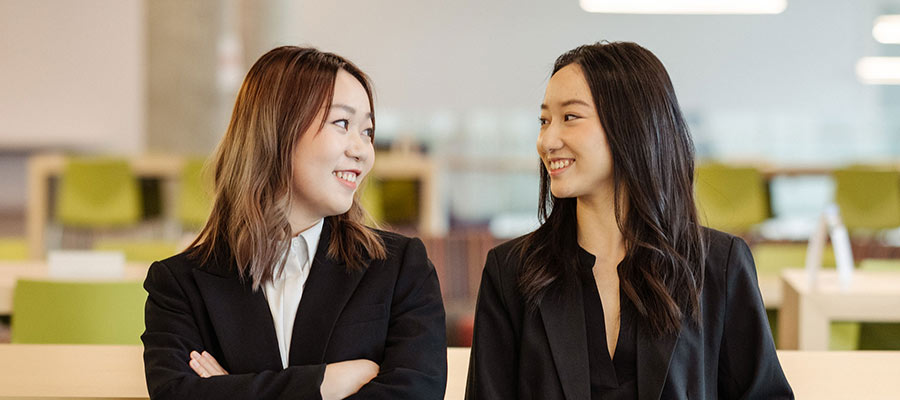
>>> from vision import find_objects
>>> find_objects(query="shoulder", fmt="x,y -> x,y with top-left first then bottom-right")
490,234 -> 530,266
369,228 -> 431,272
371,228 -> 420,255
478,233 -> 530,287
702,227 -> 748,266
145,247 -> 224,286
700,226 -> 756,290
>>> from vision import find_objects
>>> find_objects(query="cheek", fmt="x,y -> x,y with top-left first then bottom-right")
361,146 -> 376,175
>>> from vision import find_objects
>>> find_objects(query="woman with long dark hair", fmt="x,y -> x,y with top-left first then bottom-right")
466,42 -> 792,399
142,46 -> 446,399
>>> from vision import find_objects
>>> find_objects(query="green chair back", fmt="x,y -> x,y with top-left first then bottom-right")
0,237 -> 28,260
695,163 -> 769,234
752,243 -> 836,276
55,158 -> 141,228
359,178 -> 385,226
177,158 -> 213,229
833,167 -> 900,231
11,279 -> 146,344
93,239 -> 179,263
381,179 -> 419,225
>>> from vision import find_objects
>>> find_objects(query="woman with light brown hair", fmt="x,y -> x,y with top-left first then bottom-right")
142,46 -> 447,400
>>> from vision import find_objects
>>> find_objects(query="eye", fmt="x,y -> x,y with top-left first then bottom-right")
539,117 -> 549,126
362,128 -> 374,142
333,119 -> 349,130
564,114 -> 579,121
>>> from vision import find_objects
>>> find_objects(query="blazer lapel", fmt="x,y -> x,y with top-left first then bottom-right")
288,219 -> 368,366
539,283 -> 590,400
192,254 -> 282,373
636,317 -> 681,400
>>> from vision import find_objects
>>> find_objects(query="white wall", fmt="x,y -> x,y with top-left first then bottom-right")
255,0 -> 888,163
0,0 -> 145,153
248,0 -> 895,221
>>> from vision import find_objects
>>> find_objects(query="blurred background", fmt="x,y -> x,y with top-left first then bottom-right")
2,0 -> 900,352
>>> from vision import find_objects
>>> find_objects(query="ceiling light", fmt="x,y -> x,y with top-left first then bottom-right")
579,0 -> 787,14
873,15 -> 900,44
856,57 -> 900,85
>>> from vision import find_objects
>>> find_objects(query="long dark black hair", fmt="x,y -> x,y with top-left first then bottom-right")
515,41 -> 706,336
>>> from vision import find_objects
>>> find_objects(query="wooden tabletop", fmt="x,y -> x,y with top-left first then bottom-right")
0,345 -> 897,399
0,344 -> 148,399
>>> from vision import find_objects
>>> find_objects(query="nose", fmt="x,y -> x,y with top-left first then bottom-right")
346,131 -> 367,162
537,123 -> 563,156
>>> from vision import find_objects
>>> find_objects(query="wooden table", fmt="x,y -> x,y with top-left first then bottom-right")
25,152 -> 440,259
779,268 -> 900,350
0,261 -> 149,314
0,345 -> 896,399
0,344 -> 148,399
758,273 -> 782,308
777,350 -> 900,399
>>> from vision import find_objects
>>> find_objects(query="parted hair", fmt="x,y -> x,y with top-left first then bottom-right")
515,41 -> 707,336
189,46 -> 386,290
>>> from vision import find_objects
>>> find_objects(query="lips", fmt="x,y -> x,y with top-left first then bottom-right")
333,169 -> 361,189
547,158 -> 574,176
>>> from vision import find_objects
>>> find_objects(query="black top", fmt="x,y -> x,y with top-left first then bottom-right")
578,247 -> 638,400
142,218 -> 447,399
466,228 -> 794,400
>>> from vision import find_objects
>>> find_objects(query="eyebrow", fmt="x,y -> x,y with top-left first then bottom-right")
540,99 -> 593,110
331,103 -> 374,121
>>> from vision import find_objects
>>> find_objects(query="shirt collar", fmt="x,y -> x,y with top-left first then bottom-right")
291,218 -> 324,268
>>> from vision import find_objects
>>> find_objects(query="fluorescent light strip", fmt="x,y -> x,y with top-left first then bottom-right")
856,57 -> 900,85
873,15 -> 900,44
579,0 -> 787,14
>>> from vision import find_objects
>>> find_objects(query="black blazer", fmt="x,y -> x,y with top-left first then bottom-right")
142,219 -> 447,399
465,228 -> 793,400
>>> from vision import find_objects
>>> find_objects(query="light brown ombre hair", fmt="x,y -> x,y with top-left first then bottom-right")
189,46 -> 386,289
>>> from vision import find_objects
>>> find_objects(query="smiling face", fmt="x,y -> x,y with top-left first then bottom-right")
538,63 -> 615,202
289,69 -> 375,231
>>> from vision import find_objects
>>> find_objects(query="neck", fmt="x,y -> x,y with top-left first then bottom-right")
576,186 -> 626,267
288,209 -> 320,237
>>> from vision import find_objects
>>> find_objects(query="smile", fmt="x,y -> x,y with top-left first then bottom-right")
333,170 -> 359,188
547,159 -> 574,176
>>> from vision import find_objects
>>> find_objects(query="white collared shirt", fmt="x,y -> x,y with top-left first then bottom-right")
263,218 -> 324,369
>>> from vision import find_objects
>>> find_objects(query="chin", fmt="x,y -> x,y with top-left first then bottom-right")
549,185 -> 575,199
327,200 -> 354,216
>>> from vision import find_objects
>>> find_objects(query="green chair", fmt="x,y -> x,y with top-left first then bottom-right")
751,243 -> 859,350
359,178 -> 385,227
55,158 -> 142,228
0,237 -> 28,260
380,179 -> 419,226
695,163 -> 769,234
857,259 -> 900,350
177,158 -> 213,229
11,279 -> 146,344
93,239 -> 179,263
833,167 -> 900,231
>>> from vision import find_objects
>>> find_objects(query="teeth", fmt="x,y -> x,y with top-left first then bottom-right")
333,171 -> 358,183
549,160 -> 572,171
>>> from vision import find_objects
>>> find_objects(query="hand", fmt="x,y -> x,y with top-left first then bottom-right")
189,350 -> 229,378
320,359 -> 379,400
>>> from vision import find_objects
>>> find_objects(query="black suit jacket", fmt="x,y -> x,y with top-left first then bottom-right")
142,220 -> 447,399
466,228 -> 793,400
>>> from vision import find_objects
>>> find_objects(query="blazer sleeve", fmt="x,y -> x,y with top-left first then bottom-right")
349,237 -> 448,399
717,237 -> 794,399
465,248 -> 519,400
142,261 -> 326,400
